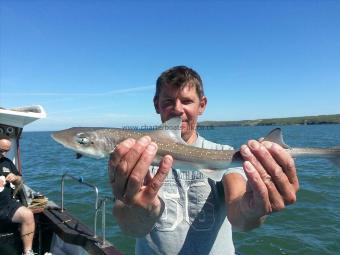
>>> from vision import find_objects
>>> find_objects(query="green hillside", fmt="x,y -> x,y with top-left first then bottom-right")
198,114 -> 340,127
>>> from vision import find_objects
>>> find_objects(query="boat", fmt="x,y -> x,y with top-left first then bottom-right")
0,105 -> 122,255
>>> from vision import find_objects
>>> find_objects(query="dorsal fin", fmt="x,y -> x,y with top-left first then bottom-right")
263,128 -> 290,149
76,153 -> 83,159
150,117 -> 186,144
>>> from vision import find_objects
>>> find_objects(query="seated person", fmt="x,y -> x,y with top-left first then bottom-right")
0,138 -> 35,255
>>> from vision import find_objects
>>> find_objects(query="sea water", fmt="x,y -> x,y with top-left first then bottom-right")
20,124 -> 340,255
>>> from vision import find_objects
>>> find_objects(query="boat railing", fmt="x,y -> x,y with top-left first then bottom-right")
97,195 -> 115,247
61,172 -> 99,238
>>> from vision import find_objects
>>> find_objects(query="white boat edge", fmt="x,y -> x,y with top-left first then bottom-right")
0,105 -> 47,128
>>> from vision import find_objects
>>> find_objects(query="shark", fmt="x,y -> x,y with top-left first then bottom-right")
51,117 -> 340,181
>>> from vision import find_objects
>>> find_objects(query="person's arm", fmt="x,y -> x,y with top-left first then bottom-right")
6,173 -> 22,185
109,136 -> 173,237
113,197 -> 165,237
223,139 -> 299,232
223,173 -> 267,231
6,161 -> 22,186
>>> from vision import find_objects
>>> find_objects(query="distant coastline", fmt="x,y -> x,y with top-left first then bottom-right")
198,114 -> 340,127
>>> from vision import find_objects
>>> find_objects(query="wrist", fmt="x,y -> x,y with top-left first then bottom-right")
133,195 -> 164,219
238,200 -> 266,231
148,196 -> 165,219
14,175 -> 21,184
114,196 -> 165,237
117,195 -> 164,219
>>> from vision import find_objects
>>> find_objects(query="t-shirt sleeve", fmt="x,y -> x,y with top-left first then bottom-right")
224,166 -> 247,181
216,144 -> 247,180
9,160 -> 20,176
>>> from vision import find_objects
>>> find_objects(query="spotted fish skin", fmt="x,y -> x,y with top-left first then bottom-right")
52,117 -> 340,181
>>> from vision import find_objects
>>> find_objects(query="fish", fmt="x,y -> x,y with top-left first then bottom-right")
51,117 -> 340,181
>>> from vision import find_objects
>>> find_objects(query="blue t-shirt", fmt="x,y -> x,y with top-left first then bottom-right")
136,135 -> 245,255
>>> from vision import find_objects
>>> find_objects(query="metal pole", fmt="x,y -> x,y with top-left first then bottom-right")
102,198 -> 106,246
61,172 -> 67,212
60,172 -> 99,237
93,186 -> 99,238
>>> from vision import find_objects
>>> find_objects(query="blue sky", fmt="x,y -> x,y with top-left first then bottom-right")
1,1 -> 339,131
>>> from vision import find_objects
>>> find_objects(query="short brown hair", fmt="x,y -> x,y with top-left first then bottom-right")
154,66 -> 204,104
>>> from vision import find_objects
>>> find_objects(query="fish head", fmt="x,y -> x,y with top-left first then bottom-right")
51,127 -> 107,158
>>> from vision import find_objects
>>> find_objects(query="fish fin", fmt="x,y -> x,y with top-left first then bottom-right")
76,153 -> 83,159
199,169 -> 225,181
263,128 -> 290,149
150,117 -> 186,144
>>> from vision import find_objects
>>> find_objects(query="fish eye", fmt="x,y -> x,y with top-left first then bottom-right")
76,133 -> 91,145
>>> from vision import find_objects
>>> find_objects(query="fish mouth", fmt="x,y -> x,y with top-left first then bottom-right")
51,128 -> 81,144
51,130 -> 78,151
51,131 -> 63,144
50,131 -> 59,141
